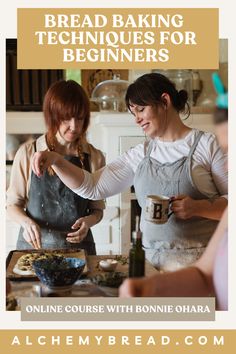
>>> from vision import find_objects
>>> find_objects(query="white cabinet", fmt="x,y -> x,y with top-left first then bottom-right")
5,219 -> 20,256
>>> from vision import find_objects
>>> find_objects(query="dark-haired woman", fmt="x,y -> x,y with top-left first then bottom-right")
7,80 -> 105,254
32,73 -> 227,269
119,74 -> 228,310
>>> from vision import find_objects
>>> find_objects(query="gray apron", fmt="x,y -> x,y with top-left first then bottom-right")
134,131 -> 219,270
17,144 -> 96,255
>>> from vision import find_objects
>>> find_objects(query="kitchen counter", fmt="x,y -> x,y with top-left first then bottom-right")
7,255 -> 158,309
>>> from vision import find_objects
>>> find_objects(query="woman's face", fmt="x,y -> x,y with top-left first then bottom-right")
129,104 -> 166,138
58,118 -> 84,143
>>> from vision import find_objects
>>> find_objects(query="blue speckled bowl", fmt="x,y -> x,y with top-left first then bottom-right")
32,257 -> 85,289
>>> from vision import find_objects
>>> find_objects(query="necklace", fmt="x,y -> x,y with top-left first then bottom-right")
46,133 -> 85,176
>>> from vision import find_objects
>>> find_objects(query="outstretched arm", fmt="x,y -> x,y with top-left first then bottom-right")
32,151 -> 85,189
32,151 -> 135,200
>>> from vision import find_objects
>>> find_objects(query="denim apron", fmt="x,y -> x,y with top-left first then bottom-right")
16,143 -> 96,255
134,131 -> 219,270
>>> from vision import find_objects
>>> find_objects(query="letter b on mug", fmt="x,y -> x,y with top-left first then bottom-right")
145,195 -> 172,224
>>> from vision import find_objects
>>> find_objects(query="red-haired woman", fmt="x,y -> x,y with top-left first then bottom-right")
7,80 -> 105,254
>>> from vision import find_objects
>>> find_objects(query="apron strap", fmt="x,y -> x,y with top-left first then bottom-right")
146,139 -> 155,157
187,131 -> 204,159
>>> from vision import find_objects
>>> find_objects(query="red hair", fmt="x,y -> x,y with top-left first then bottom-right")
43,80 -> 90,137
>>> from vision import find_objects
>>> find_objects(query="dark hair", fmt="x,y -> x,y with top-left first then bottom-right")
213,108 -> 228,124
43,80 -> 90,137
125,73 -> 190,117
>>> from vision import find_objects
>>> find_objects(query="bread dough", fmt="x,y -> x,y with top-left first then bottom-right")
13,252 -> 64,276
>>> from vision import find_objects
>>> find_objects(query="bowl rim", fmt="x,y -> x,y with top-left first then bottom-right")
32,257 -> 85,270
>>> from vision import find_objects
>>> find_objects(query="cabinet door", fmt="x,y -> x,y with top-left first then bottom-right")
5,220 -> 20,257
6,39 -> 63,111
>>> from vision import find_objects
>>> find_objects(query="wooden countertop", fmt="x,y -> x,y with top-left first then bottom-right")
7,255 -> 158,307
87,255 -> 158,277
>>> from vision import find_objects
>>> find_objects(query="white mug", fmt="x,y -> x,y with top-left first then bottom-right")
145,195 -> 173,224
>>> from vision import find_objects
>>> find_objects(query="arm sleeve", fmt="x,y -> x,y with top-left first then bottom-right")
87,147 -> 106,210
209,138 -> 228,199
6,143 -> 34,208
72,155 -> 135,200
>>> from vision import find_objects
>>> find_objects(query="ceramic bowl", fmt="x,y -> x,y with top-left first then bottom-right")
32,257 -> 85,289
91,272 -> 127,288
99,259 -> 118,272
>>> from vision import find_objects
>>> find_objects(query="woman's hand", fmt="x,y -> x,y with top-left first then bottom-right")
171,195 -> 227,220
32,151 -> 60,177
66,217 -> 90,243
119,278 -> 146,297
119,276 -> 159,297
171,195 -> 197,220
22,219 -> 41,249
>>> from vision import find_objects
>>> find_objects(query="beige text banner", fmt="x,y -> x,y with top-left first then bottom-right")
17,8 -> 219,69
21,297 -> 215,321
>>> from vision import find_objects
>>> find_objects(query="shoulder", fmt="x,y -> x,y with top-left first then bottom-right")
191,130 -> 224,165
35,134 -> 48,151
185,129 -> 216,146
14,139 -> 35,161
188,129 -> 218,152
198,130 -> 217,145
10,140 -> 36,183
197,130 -> 221,157
14,135 -> 47,164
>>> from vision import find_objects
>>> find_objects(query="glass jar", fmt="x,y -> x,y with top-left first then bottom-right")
153,69 -> 193,106
91,75 -> 129,112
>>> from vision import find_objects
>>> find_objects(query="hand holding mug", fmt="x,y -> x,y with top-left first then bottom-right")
171,194 -> 197,220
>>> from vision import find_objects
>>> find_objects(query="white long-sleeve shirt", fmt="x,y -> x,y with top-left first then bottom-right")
73,129 -> 228,201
